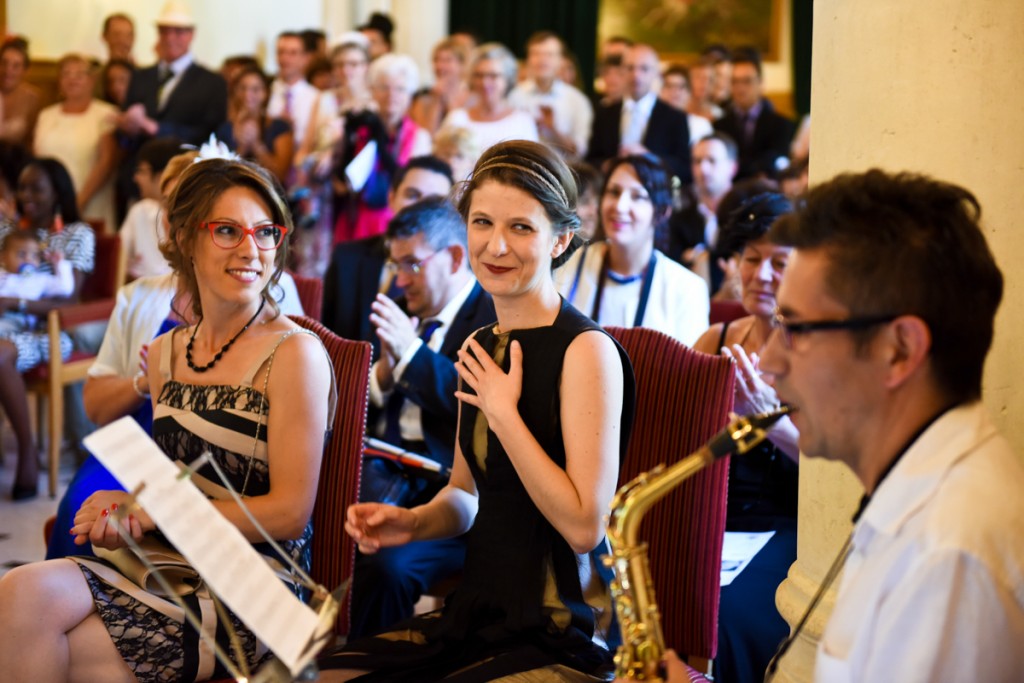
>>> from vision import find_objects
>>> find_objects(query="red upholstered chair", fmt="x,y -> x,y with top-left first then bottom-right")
605,326 -> 735,677
290,273 -> 324,322
288,315 -> 371,637
709,299 -> 747,326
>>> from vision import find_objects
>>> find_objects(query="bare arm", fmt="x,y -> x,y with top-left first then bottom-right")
76,131 -> 118,212
83,375 -> 148,426
345,395 -> 479,553
455,331 -> 624,553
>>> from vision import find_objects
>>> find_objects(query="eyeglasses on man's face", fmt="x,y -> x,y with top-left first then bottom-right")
770,308 -> 898,349
387,249 -> 444,276
202,221 -> 288,251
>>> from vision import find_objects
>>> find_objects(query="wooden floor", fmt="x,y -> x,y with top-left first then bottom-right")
0,425 -> 76,578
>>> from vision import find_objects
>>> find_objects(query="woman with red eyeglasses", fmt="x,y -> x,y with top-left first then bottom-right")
0,157 -> 335,682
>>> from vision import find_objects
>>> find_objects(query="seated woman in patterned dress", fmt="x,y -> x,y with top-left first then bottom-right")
318,139 -> 635,682
0,157 -> 334,682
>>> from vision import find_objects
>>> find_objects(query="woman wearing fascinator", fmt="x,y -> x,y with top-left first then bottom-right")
320,140 -> 636,681
0,155 -> 334,681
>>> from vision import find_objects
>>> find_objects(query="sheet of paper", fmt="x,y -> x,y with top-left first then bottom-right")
84,417 -> 320,674
720,530 -> 775,586
344,139 -> 377,191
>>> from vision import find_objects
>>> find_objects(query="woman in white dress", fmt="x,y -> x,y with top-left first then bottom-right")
441,43 -> 538,164
34,54 -> 119,232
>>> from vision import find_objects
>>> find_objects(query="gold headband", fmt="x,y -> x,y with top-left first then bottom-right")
473,154 -> 570,207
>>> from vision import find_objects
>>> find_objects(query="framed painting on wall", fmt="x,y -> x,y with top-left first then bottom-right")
597,0 -> 782,62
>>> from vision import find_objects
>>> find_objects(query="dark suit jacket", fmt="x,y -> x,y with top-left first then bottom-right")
587,97 -> 693,184
124,61 -> 227,145
713,98 -> 794,180
322,235 -> 389,358
374,282 -> 496,468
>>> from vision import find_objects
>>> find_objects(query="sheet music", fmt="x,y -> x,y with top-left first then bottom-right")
345,139 -> 377,191
720,530 -> 775,586
84,417 -> 320,674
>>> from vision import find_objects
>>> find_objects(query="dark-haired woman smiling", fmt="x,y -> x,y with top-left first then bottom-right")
556,154 -> 709,346
321,140 -> 635,682
0,157 -> 94,499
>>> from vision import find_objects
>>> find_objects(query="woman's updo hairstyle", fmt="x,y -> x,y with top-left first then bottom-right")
716,191 -> 793,258
456,140 -> 583,268
161,157 -> 292,319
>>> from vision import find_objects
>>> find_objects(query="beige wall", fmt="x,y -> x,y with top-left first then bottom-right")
811,0 -> 1024,446
776,2 -> 1024,679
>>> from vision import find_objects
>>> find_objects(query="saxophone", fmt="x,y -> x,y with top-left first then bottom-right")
604,407 -> 792,681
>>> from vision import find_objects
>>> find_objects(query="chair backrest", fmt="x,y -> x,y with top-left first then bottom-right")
709,299 -> 747,326
289,315 -> 371,636
80,233 -> 124,301
290,273 -> 324,322
605,326 -> 735,664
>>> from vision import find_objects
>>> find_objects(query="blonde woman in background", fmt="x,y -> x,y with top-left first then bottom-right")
34,54 -> 119,231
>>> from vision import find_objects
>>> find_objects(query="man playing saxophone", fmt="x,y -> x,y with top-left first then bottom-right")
656,169 -> 1024,682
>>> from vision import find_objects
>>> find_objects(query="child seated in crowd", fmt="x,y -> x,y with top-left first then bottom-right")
0,230 -> 74,370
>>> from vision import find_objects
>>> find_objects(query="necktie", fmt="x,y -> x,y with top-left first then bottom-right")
284,88 -> 294,119
622,100 -> 646,147
381,319 -> 443,445
157,65 -> 174,107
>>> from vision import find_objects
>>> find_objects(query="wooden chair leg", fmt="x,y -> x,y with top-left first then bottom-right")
48,383 -> 62,500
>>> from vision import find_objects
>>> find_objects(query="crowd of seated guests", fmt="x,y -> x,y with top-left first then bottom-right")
0,4 -> 818,681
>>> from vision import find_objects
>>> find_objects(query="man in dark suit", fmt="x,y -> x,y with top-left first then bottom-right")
321,156 -> 454,356
115,3 -> 226,147
113,3 -> 226,222
587,43 -> 692,184
350,196 -> 497,638
713,49 -> 794,180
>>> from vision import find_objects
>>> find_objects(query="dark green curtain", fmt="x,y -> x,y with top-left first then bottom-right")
448,0 -> 599,96
791,0 -> 812,117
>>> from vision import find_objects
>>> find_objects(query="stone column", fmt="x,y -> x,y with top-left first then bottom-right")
773,1 -> 1024,680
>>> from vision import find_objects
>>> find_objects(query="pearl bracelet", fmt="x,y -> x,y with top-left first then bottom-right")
132,373 -> 150,399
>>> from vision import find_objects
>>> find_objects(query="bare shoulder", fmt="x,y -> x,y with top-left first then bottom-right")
693,322 -> 725,354
564,329 -> 622,378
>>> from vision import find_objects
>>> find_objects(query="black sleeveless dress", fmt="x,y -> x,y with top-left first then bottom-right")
321,300 -> 636,682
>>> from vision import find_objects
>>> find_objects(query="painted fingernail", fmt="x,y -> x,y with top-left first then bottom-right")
111,503 -> 119,511
102,509 -> 109,517
69,528 -> 75,535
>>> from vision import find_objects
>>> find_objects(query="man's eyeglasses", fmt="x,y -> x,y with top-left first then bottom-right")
202,221 -> 288,251
770,309 -> 898,349
387,250 -> 444,276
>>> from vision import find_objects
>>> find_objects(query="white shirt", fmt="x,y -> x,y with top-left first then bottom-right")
554,242 -> 709,347
815,402 -> 1024,683
157,53 -> 194,110
440,108 -> 539,164
88,272 -> 305,379
620,91 -> 658,147
267,78 -> 319,146
0,259 -> 74,299
687,112 -> 713,145
120,198 -> 172,279
368,278 -> 476,442
508,79 -> 594,158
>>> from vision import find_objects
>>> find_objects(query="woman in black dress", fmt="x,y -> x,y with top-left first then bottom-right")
322,140 -> 635,682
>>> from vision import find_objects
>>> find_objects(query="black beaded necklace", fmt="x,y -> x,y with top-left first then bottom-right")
186,299 -> 266,373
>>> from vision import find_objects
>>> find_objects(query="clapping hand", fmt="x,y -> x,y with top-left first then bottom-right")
722,343 -> 781,416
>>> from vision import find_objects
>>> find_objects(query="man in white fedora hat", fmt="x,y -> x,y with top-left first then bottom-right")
114,1 -> 226,217
116,1 -> 225,147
